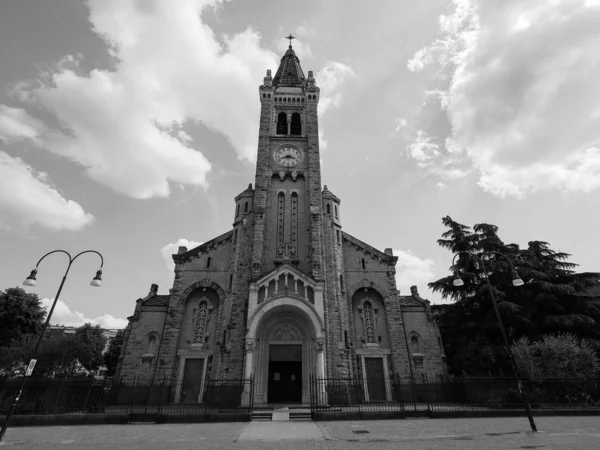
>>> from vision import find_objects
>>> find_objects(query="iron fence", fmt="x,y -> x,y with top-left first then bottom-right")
309,374 -> 600,417
0,375 -> 253,420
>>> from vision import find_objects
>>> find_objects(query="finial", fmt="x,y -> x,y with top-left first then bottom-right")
286,34 -> 296,48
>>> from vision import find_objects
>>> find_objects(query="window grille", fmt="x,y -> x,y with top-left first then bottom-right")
364,301 -> 376,344
193,301 -> 209,344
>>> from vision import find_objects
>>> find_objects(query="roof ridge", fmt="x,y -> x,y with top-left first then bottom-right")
173,230 -> 233,263
341,231 -> 397,263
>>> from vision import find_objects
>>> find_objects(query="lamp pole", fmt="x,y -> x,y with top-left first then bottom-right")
451,251 -> 537,432
0,250 -> 103,442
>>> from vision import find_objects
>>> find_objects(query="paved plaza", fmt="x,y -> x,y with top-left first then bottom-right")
1,416 -> 600,449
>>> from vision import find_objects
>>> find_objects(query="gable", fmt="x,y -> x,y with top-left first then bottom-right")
342,231 -> 397,265
172,230 -> 233,264
255,263 -> 316,288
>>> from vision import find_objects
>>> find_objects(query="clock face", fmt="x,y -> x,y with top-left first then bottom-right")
274,146 -> 302,167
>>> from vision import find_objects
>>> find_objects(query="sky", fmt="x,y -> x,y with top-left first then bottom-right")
1,0 -> 599,329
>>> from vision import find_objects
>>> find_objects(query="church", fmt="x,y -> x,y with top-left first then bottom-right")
116,41 -> 446,405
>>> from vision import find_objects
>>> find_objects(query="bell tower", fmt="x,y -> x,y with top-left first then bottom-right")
250,39 -> 324,280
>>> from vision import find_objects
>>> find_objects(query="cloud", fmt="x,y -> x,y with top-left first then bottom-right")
161,238 -> 203,272
40,298 -> 127,328
408,0 -> 600,198
0,151 -> 94,231
7,0 -> 281,199
405,130 -> 471,180
317,61 -> 357,116
0,105 -> 48,143
408,130 -> 441,164
392,249 -> 436,296
394,117 -> 407,133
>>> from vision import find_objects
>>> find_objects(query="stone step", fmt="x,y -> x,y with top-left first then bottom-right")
251,412 -> 273,421
290,412 -> 312,421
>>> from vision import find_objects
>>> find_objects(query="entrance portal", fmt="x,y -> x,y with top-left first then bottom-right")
267,344 -> 302,403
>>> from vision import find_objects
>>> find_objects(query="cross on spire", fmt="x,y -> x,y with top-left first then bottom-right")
286,34 -> 296,48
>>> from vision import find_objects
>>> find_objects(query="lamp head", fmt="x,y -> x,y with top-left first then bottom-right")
91,269 -> 102,287
452,273 -> 464,287
511,270 -> 524,287
23,269 -> 38,287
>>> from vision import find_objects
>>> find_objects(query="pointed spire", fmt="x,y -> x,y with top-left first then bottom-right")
272,34 -> 306,88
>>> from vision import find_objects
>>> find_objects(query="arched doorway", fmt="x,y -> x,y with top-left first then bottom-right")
245,299 -> 325,405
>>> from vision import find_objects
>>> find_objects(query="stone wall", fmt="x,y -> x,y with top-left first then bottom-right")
401,307 -> 447,379
342,238 -> 412,378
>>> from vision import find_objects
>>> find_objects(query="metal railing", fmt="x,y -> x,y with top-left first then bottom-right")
309,373 -> 600,418
0,375 -> 254,420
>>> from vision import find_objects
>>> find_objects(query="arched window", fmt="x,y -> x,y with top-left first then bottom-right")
193,301 -> 209,344
326,203 -> 331,215
244,201 -> 248,213
411,335 -> 420,353
206,257 -> 211,269
361,258 -> 366,270
334,205 -> 338,218
336,229 -> 341,243
276,112 -> 287,135
276,192 -> 285,254
363,301 -> 376,344
147,335 -> 157,355
340,274 -> 344,289
290,113 -> 301,135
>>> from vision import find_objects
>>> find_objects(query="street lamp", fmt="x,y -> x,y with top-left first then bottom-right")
451,251 -> 537,432
0,250 -> 104,442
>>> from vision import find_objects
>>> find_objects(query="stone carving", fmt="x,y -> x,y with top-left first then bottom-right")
246,338 -> 256,353
251,262 -> 261,278
316,338 -> 325,352
312,263 -> 321,278
271,323 -> 302,341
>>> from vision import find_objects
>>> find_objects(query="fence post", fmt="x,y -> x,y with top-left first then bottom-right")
421,373 -> 432,417
82,377 -> 94,413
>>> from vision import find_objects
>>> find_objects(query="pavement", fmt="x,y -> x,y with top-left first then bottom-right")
1,416 -> 599,449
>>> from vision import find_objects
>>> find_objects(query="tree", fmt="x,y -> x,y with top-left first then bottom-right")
511,333 -> 600,380
430,216 -> 600,375
0,287 -> 46,349
104,329 -> 125,376
73,323 -> 106,371
0,322 -> 106,377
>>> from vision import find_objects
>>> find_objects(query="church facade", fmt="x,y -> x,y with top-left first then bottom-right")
117,44 -> 446,405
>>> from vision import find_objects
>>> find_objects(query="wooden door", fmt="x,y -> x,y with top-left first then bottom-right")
180,358 -> 204,403
364,357 -> 386,402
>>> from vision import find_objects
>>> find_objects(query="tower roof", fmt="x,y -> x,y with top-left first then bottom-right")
272,45 -> 306,88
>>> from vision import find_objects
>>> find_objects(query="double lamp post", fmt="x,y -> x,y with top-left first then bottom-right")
451,250 -> 537,432
0,250 -> 104,442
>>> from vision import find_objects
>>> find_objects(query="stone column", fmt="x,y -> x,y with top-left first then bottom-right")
316,338 -> 327,405
248,285 -> 259,318
242,338 -> 255,406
